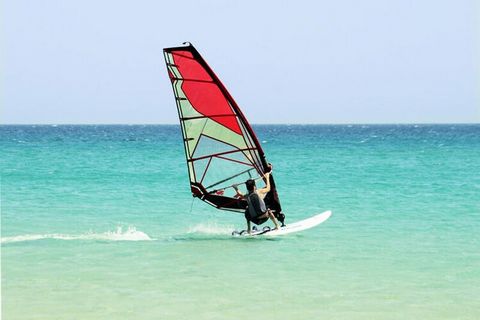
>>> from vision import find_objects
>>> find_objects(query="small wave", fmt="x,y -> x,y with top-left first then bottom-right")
1,227 -> 153,244
187,222 -> 234,235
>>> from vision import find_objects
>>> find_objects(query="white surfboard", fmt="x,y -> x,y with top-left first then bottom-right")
232,210 -> 332,237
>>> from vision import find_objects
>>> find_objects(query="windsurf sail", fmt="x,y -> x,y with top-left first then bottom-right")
163,43 -> 282,214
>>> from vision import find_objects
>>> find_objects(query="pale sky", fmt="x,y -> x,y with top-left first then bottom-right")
2,0 -> 479,124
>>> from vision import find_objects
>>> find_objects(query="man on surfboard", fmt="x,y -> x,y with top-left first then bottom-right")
234,172 -> 281,234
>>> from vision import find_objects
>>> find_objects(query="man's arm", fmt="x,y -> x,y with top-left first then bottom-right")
233,185 -> 244,198
258,172 -> 271,195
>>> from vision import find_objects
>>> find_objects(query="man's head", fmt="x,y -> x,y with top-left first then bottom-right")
246,179 -> 256,192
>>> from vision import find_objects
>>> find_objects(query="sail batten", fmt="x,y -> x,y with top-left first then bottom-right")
181,114 -> 238,121
171,78 -> 215,83
163,43 -> 282,213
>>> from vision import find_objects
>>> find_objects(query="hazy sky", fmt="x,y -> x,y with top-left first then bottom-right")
2,0 -> 479,124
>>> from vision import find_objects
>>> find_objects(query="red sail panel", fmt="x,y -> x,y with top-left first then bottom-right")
168,50 -> 242,135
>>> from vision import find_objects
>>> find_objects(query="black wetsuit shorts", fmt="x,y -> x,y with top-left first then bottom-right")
244,211 -> 269,225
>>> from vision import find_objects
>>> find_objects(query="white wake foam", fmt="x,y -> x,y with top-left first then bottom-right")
1,227 -> 153,244
187,222 -> 234,235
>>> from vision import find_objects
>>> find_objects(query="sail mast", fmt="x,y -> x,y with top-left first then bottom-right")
185,44 -> 269,170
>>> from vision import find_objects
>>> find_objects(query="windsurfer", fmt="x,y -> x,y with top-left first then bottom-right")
234,172 -> 280,234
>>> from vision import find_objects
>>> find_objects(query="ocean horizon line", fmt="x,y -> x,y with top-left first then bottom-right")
1,122 -> 479,126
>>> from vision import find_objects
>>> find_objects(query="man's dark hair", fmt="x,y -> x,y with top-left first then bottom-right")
246,179 -> 256,192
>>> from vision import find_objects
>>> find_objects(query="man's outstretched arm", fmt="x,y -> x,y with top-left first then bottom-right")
233,185 -> 244,198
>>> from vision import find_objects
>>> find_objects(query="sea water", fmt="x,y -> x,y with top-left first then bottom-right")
1,124 -> 479,319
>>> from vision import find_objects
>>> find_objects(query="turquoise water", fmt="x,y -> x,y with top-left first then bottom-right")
2,124 -> 479,319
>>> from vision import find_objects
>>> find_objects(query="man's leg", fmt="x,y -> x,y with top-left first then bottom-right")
267,210 -> 280,229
